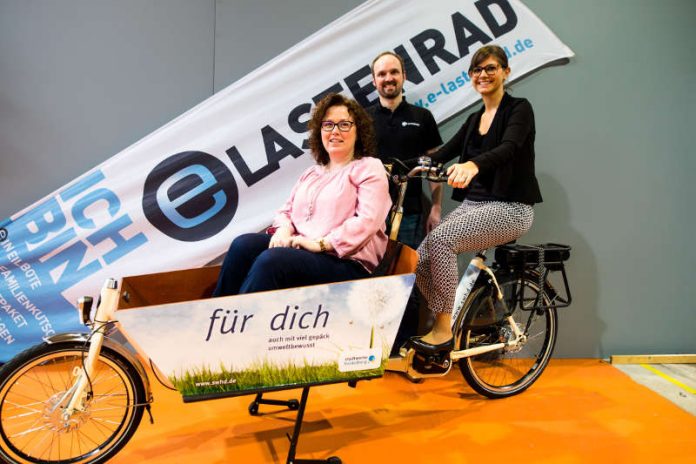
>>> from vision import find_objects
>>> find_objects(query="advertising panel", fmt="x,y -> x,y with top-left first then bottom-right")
117,275 -> 415,398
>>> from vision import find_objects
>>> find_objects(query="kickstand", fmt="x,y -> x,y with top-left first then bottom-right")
248,387 -> 341,464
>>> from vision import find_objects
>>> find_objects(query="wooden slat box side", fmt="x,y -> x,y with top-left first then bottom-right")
118,266 -> 221,310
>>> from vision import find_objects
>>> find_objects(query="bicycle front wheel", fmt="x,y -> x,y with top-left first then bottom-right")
0,342 -> 145,464
457,273 -> 557,398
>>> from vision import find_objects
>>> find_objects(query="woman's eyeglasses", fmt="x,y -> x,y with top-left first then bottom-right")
469,64 -> 501,76
321,120 -> 355,132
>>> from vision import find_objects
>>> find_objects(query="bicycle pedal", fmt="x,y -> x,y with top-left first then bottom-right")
411,352 -> 450,375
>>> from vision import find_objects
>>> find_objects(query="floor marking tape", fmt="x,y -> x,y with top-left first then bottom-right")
640,364 -> 696,395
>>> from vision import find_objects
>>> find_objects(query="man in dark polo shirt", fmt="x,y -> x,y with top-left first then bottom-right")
368,51 -> 442,355
367,51 -> 443,250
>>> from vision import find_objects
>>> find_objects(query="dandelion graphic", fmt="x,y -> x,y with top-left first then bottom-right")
346,278 -> 409,348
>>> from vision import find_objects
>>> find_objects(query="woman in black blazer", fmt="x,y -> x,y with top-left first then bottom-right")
411,45 -> 542,352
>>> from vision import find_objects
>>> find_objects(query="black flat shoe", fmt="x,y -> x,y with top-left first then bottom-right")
407,336 -> 454,354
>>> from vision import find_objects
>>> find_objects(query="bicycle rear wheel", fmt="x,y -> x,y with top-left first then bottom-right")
457,273 -> 557,398
0,342 -> 145,464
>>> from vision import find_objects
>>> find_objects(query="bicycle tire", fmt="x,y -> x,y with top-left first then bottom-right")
0,341 -> 146,464
456,272 -> 557,398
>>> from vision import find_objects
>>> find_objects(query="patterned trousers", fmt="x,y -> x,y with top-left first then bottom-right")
415,200 -> 534,314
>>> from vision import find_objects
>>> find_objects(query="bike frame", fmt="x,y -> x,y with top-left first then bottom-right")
385,160 -> 529,379
387,249 -> 527,379
448,254 -> 526,362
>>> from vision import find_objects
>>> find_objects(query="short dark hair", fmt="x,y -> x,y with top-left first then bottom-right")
307,93 -> 377,166
370,51 -> 405,77
468,44 -> 509,73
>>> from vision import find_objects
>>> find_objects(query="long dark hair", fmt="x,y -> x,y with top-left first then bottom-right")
307,93 -> 376,165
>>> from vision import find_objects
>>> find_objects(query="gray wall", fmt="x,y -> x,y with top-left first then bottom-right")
0,0 -> 216,213
1,0 -> 694,357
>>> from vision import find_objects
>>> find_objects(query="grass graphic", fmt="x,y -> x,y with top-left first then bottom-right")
170,357 -> 388,396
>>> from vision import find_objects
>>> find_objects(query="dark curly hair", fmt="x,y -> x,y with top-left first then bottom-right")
307,93 -> 377,165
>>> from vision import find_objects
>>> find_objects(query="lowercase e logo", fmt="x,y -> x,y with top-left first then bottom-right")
142,151 -> 238,241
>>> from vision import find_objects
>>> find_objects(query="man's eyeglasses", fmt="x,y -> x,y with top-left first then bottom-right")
470,64 -> 501,77
321,120 -> 355,132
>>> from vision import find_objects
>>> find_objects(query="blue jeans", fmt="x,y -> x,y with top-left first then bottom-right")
212,233 -> 369,296
397,213 -> 425,250
391,212 -> 427,354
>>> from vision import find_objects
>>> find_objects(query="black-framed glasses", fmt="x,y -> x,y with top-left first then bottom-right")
470,64 -> 501,76
321,120 -> 355,132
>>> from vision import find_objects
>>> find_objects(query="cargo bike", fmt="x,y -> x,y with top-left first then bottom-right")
0,157 -> 572,464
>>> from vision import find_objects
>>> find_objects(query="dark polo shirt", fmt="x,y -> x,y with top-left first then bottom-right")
367,99 -> 442,213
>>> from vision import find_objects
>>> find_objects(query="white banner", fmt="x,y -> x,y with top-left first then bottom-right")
0,0 -> 573,362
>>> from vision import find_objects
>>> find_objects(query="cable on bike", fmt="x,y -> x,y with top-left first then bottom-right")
388,157 -> 412,172
149,358 -> 179,391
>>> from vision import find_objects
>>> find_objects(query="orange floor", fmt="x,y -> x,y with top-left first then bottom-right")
111,359 -> 695,463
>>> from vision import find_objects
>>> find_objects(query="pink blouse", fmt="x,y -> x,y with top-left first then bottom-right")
272,156 -> 391,272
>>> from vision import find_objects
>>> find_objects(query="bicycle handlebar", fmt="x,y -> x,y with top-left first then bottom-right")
388,156 -> 449,184
385,156 -> 447,241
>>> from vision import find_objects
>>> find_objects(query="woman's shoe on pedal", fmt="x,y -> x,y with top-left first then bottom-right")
407,336 -> 454,354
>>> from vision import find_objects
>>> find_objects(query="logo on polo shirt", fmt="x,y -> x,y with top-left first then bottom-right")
402,121 -> 421,127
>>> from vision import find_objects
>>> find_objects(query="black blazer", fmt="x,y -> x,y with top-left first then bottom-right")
432,92 -> 543,204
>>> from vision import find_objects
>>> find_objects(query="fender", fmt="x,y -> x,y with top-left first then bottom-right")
45,332 -> 152,401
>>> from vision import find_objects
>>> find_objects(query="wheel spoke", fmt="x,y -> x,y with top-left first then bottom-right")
2,401 -> 45,417
24,427 -> 54,461
7,423 -> 54,438
91,416 -> 126,427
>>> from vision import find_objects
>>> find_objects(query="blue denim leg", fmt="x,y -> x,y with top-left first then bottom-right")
397,213 -> 425,250
239,247 -> 368,294
212,233 -> 271,297
212,232 -> 369,296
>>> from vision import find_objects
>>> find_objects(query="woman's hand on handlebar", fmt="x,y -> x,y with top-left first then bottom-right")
269,227 -> 293,248
446,161 -> 479,189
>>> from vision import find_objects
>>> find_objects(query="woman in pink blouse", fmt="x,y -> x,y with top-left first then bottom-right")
212,93 -> 391,296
